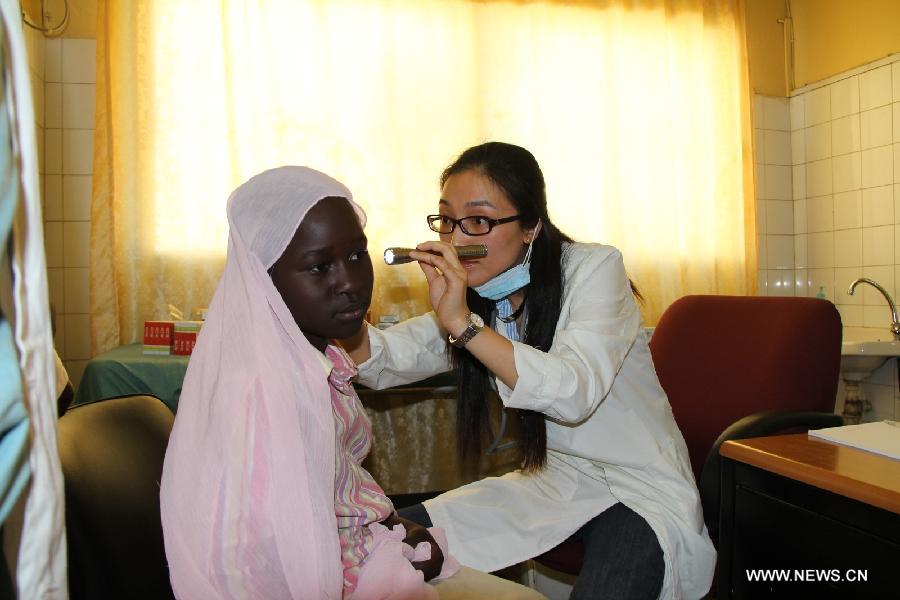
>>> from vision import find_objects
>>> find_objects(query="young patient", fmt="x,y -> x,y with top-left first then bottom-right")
160,167 -> 457,599
160,166 -> 545,600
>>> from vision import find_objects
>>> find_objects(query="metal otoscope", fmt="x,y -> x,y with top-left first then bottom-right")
383,244 -> 488,265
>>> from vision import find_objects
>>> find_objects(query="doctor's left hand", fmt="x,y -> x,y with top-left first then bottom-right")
410,241 -> 471,337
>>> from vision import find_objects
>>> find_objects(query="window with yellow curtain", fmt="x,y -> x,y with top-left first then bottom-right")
91,0 -> 756,355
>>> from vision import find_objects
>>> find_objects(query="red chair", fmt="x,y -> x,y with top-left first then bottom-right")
535,295 -> 843,577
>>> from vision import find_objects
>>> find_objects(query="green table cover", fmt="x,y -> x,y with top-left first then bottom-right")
72,343 -> 189,413
73,342 -> 457,414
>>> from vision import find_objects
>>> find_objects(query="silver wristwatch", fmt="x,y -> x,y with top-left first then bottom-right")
448,312 -> 485,348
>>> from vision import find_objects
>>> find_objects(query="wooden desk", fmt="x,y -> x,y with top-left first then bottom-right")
717,434 -> 900,599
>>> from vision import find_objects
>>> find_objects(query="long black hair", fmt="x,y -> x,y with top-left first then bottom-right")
441,142 -> 573,472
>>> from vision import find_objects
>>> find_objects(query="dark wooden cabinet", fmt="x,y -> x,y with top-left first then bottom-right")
717,434 -> 900,599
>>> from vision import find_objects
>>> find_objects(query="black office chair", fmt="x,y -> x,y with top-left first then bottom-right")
57,394 -> 175,599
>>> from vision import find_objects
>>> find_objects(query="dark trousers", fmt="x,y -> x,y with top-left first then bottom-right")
398,501 -> 664,600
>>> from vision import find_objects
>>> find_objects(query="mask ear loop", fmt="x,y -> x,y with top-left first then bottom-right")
522,218 -> 542,265
496,218 -> 542,324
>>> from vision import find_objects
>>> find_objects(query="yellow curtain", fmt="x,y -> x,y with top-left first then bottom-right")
91,0 -> 755,354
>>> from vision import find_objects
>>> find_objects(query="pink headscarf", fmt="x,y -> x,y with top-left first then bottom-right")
161,166 -> 354,598
160,166 -> 456,600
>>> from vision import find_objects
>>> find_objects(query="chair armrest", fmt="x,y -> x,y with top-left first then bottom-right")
710,410 -> 843,445
699,409 -> 843,545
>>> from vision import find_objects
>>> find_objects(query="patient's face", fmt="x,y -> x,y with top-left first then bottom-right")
270,196 -> 373,352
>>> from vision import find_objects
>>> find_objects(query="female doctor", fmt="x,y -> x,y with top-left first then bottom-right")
345,142 -> 715,599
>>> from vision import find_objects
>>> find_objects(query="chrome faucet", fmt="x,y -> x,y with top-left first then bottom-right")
847,278 -> 900,340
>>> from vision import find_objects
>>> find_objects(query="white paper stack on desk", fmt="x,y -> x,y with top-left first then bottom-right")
808,421 -> 900,460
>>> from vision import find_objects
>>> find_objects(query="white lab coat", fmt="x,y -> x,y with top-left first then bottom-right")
357,243 -> 716,599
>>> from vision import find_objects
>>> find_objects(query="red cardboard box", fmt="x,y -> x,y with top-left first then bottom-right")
144,321 -> 175,346
172,321 -> 202,356
172,331 -> 197,355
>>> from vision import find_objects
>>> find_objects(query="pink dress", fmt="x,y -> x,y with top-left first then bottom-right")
323,344 -> 394,594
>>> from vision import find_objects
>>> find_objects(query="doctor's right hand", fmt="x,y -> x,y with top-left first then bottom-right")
409,241 -> 471,338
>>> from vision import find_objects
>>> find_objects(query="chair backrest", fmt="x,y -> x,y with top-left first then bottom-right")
57,394 -> 175,600
649,295 -> 842,484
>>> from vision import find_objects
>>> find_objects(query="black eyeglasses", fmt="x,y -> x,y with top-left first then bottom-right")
426,214 -> 521,236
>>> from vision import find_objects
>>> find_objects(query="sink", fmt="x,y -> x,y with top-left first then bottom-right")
839,339 -> 900,424
840,340 -> 900,381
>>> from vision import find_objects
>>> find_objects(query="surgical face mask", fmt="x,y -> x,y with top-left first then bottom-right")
473,221 -> 540,301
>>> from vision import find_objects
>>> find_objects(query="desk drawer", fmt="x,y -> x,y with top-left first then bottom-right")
719,461 -> 900,599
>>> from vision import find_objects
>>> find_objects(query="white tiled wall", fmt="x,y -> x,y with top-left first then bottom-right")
755,95 -> 796,297
41,37 -> 96,388
755,55 -> 900,422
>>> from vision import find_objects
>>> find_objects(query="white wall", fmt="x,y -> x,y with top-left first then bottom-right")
42,37 -> 96,388
755,55 -> 900,422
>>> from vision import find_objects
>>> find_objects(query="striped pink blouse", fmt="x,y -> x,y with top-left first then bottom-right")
323,344 -> 394,595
